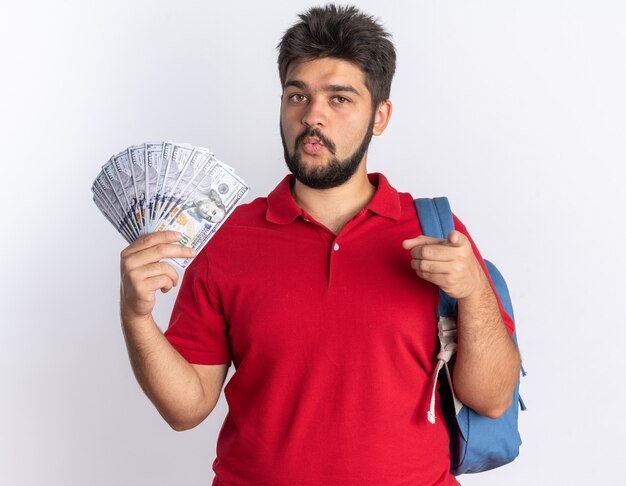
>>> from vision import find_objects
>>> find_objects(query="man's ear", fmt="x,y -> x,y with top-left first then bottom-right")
372,100 -> 393,136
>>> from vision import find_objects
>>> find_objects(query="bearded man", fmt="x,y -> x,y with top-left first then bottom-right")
118,4 -> 520,485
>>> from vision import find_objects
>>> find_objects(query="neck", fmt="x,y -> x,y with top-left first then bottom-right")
292,164 -> 376,234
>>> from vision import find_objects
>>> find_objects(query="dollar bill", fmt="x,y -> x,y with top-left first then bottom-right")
102,157 -> 142,237
151,141 -> 173,223
112,150 -> 143,235
92,172 -> 137,240
93,194 -> 131,243
128,144 -> 148,234
153,148 -> 214,230
145,142 -> 163,232
99,170 -> 138,239
153,143 -> 195,225
94,141 -> 249,267
157,160 -> 249,268
92,186 -> 133,243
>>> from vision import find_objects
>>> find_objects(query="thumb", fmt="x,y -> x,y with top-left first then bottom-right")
447,230 -> 466,247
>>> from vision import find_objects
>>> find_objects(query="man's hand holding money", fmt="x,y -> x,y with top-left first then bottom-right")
120,231 -> 196,324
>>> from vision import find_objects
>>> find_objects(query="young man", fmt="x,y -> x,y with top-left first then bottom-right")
119,5 -> 521,485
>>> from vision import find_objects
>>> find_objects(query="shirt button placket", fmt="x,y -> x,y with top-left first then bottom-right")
328,238 -> 341,288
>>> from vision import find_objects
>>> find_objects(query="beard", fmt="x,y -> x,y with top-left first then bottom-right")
280,114 -> 375,190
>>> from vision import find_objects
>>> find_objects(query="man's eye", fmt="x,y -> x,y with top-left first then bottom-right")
333,96 -> 350,104
289,94 -> 307,103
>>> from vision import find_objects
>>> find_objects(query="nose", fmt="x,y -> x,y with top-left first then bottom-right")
301,97 -> 327,127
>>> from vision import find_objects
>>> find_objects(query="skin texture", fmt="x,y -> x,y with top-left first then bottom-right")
279,57 -> 392,233
119,231 -> 228,430
402,231 -> 521,417
279,61 -> 377,190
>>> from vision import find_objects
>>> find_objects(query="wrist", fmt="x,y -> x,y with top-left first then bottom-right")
120,306 -> 155,329
457,268 -> 490,304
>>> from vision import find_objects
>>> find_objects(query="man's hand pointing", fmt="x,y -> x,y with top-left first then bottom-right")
402,230 -> 487,300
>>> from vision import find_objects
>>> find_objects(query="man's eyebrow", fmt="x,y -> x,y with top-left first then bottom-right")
284,80 -> 307,90
324,84 -> 360,95
283,80 -> 361,96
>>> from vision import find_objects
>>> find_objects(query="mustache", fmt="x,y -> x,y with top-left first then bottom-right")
295,128 -> 337,155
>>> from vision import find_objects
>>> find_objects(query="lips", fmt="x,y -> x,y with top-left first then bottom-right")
294,129 -> 336,156
302,138 -> 324,155
303,137 -> 323,146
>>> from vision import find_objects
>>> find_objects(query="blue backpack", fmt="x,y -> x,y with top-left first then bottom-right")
414,197 -> 526,475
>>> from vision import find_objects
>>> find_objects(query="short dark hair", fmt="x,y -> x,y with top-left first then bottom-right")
277,4 -> 396,108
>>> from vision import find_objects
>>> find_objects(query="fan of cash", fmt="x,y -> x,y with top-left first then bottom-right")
92,142 -> 249,268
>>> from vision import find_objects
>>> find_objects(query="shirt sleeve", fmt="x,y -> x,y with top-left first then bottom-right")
453,214 -> 516,335
164,249 -> 233,366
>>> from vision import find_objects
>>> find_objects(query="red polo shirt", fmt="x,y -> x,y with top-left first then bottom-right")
165,173 -> 513,486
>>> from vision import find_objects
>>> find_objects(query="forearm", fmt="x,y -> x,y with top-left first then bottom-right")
452,275 -> 521,418
121,314 -> 210,430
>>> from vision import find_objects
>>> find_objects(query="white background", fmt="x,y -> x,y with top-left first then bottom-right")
1,1 -> 624,484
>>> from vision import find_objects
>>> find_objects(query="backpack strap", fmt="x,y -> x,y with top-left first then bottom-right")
414,198 -> 456,318
415,197 -> 525,474
414,197 -> 463,424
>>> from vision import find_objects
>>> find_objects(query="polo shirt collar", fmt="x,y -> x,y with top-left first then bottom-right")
365,173 -> 402,220
266,172 -> 401,224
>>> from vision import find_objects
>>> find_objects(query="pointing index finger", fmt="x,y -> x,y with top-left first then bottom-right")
401,235 -> 447,251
